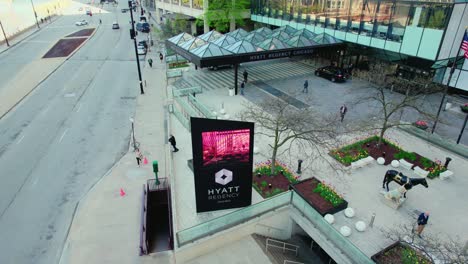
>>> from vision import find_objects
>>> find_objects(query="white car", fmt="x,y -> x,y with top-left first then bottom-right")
75,20 -> 88,26
137,46 -> 146,55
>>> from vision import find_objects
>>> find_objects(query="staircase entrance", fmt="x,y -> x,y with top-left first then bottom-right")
292,223 -> 336,264
140,178 -> 174,255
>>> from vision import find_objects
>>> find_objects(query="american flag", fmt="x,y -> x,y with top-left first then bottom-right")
462,30 -> 468,59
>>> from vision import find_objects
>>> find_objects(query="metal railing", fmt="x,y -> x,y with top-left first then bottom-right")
187,94 -> 216,119
147,178 -> 168,192
266,238 -> 299,256
138,184 -> 148,255
172,86 -> 202,97
284,260 -> 305,264
176,191 -> 291,247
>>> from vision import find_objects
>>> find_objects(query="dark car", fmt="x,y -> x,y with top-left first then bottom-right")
136,22 -> 150,33
314,66 -> 347,82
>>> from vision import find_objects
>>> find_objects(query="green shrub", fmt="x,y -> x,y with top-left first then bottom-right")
313,183 -> 344,207
261,181 -> 268,188
394,151 -> 416,161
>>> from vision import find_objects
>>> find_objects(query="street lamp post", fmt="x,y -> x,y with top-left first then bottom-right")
0,20 -> 9,47
456,113 -> 468,144
130,117 -> 137,151
30,0 -> 40,29
128,0 -> 145,95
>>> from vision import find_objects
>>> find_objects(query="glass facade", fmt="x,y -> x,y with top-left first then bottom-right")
251,0 -> 454,60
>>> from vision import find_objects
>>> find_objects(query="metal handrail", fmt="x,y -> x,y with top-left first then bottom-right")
138,184 -> 148,255
266,238 -> 299,256
147,178 -> 168,192
284,260 -> 304,264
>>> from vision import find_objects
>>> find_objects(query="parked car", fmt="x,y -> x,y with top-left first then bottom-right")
137,46 -> 147,55
314,66 -> 347,82
208,64 -> 233,71
138,40 -> 148,49
136,22 -> 150,33
75,20 -> 88,26
140,16 -> 147,22
112,22 -> 119,29
85,10 -> 92,16
121,8 -> 128,13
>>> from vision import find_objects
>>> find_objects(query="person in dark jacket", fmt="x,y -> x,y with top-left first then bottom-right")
303,80 -> 308,93
340,104 -> 348,122
416,211 -> 430,237
243,69 -> 248,83
169,135 -> 179,152
240,81 -> 245,95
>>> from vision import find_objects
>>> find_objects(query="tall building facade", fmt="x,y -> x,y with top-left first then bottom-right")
250,0 -> 468,91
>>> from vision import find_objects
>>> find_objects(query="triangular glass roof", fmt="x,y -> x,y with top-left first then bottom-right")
253,27 -> 273,37
257,38 -> 290,51
198,30 -> 223,42
211,35 -> 238,47
227,28 -> 249,40
191,43 -> 233,58
225,40 -> 264,54
243,32 -> 267,44
273,25 -> 298,35
168,32 -> 194,46
313,33 -> 342,44
271,31 -> 291,42
179,37 -> 207,50
287,35 -> 318,47
292,29 -> 317,39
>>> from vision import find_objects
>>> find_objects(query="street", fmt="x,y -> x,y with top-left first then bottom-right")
0,2 -> 143,263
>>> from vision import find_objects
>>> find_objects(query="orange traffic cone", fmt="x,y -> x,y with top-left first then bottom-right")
143,157 -> 148,165
120,188 -> 126,197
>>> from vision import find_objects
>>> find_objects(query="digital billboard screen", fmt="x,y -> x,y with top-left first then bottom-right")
191,117 -> 254,213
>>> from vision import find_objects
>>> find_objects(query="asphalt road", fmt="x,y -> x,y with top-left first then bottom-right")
0,3 -> 145,263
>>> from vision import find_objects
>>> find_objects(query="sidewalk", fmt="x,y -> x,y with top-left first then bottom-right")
60,35 -> 172,263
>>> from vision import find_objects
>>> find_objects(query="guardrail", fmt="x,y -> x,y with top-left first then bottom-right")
138,184 -> 148,255
284,260 -> 304,264
266,238 -> 299,256
173,86 -> 202,97
187,94 -> 216,119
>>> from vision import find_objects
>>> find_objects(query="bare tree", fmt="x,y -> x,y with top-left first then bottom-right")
352,62 -> 444,146
382,222 -> 467,263
240,96 -> 337,175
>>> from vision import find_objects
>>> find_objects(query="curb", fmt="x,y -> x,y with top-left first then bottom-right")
0,15 -> 63,56
58,151 -> 129,264
0,26 -> 99,121
398,126 -> 468,159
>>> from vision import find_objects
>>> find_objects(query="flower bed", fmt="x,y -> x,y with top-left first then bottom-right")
168,62 -> 189,69
291,178 -> 348,216
461,103 -> 468,113
372,242 -> 431,264
330,136 -> 447,178
252,160 -> 299,198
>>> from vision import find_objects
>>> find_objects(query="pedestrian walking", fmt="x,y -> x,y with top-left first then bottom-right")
302,80 -> 309,93
169,135 -> 179,152
240,81 -> 245,95
159,52 -> 164,63
136,148 -> 143,167
99,19 -> 102,24
415,212 -> 430,237
340,104 -> 348,122
148,58 -> 153,67
243,69 -> 248,83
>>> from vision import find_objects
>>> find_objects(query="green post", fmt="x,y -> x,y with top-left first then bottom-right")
152,160 -> 160,185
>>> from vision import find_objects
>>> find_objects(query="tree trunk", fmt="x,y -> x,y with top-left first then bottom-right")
378,126 -> 387,148
270,147 -> 278,175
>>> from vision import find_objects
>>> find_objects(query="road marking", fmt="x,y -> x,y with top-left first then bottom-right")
76,104 -> 82,113
59,129 -> 68,143
17,135 -> 25,144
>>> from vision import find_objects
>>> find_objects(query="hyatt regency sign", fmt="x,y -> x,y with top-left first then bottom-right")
190,117 -> 254,213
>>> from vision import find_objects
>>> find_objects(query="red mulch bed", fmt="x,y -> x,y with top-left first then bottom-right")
292,178 -> 347,216
43,38 -> 86,58
372,242 -> 431,264
252,173 -> 291,198
362,140 -> 400,166
66,28 -> 95,37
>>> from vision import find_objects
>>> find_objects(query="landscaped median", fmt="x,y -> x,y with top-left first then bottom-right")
252,160 -> 299,198
371,241 -> 431,264
330,135 -> 448,179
